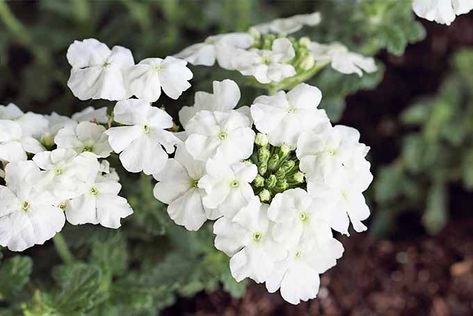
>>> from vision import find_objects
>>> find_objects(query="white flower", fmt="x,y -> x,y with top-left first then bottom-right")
55,121 -> 112,158
267,188 -> 333,248
184,110 -> 255,163
310,42 -> 377,77
251,83 -> 329,147
175,33 -> 253,68
127,57 -> 193,102
233,38 -> 296,84
213,197 -> 286,283
198,154 -> 257,219
251,12 -> 321,35
65,173 -> 133,229
33,149 -> 100,201
296,125 -> 370,182
307,158 -> 373,235
0,105 -> 48,163
413,0 -> 473,25
106,99 -> 179,175
67,38 -> 134,101
265,237 -> 344,305
71,106 -> 109,124
179,79 -> 245,128
0,161 -> 65,251
153,145 -> 209,231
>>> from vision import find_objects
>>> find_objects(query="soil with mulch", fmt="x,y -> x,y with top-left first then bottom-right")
163,16 -> 473,316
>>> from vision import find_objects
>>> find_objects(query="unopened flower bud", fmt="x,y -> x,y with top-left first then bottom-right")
280,160 -> 296,173
259,189 -> 271,202
275,179 -> 288,192
255,133 -> 269,147
258,162 -> 268,176
299,54 -> 315,70
258,147 -> 270,164
293,171 -> 305,183
253,175 -> 265,187
299,37 -> 311,48
268,154 -> 280,171
265,174 -> 277,189
279,144 -> 292,159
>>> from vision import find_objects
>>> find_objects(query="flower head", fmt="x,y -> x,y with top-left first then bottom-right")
413,0 -> 473,25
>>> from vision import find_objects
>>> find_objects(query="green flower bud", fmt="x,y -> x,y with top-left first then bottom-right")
299,54 -> 315,71
280,160 -> 296,174
275,179 -> 288,192
265,174 -> 277,189
255,133 -> 269,147
253,175 -> 265,187
259,189 -> 271,202
258,162 -> 268,176
268,154 -> 280,171
258,147 -> 271,164
293,172 -> 305,183
299,37 -> 311,48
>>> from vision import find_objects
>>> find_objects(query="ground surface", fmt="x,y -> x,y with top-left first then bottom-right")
163,16 -> 473,316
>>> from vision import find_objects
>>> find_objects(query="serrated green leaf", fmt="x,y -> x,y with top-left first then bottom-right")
0,256 -> 32,299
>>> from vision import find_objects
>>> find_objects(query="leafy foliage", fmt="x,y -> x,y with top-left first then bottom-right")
373,49 -> 473,235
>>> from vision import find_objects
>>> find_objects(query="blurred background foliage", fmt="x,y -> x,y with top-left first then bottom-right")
0,0 -> 470,315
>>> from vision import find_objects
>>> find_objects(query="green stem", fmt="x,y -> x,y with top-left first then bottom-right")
0,1 -> 30,44
53,233 -> 74,265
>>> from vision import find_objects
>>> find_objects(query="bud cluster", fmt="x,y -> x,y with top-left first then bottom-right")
250,133 -> 305,202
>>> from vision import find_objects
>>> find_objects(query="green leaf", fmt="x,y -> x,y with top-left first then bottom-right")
52,263 -> 105,314
422,181 -> 448,235
0,256 -> 32,299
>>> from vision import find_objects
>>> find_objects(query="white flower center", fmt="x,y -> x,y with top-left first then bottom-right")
287,105 -> 297,113
294,250 -> 302,259
53,167 -> 63,176
102,61 -> 111,69
83,144 -> 95,153
143,124 -> 151,134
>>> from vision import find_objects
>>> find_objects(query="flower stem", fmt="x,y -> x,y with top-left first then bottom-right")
53,233 -> 74,265
0,1 -> 30,44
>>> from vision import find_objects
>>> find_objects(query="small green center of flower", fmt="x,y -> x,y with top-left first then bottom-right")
90,186 -> 99,196
294,250 -> 302,259
53,167 -> 63,176
143,124 -> 151,134
261,55 -> 272,65
191,178 -> 199,188
102,61 -> 111,69
83,144 -> 95,153
20,200 -> 30,212
58,201 -> 67,210
287,105 -> 297,113
299,211 -> 309,223
229,179 -> 240,188
217,130 -> 227,140
251,133 -> 306,203
253,232 -> 263,242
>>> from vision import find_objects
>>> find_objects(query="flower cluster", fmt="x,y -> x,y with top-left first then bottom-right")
0,37 -> 193,251
154,79 -> 373,304
0,103 -> 132,251
175,11 -> 377,90
1,11 -> 377,305
412,0 -> 473,25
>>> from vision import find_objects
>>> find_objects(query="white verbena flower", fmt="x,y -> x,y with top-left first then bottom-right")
213,197 -> 286,283
233,38 -> 296,84
71,106 -> 109,124
65,173 -> 133,229
265,237 -> 344,305
296,125 -> 370,182
0,161 -> 65,251
127,57 -> 193,102
67,38 -> 134,101
184,110 -> 255,163
198,154 -> 257,219
55,121 -> 113,158
153,145 -> 209,231
267,188 -> 334,248
175,32 -> 254,68
250,83 -> 329,147
106,99 -> 180,175
179,79 -> 246,128
251,12 -> 321,35
32,149 -> 100,201
310,42 -> 377,77
413,0 -> 473,25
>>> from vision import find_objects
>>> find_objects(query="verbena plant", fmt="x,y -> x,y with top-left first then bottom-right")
1,0 -> 468,314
